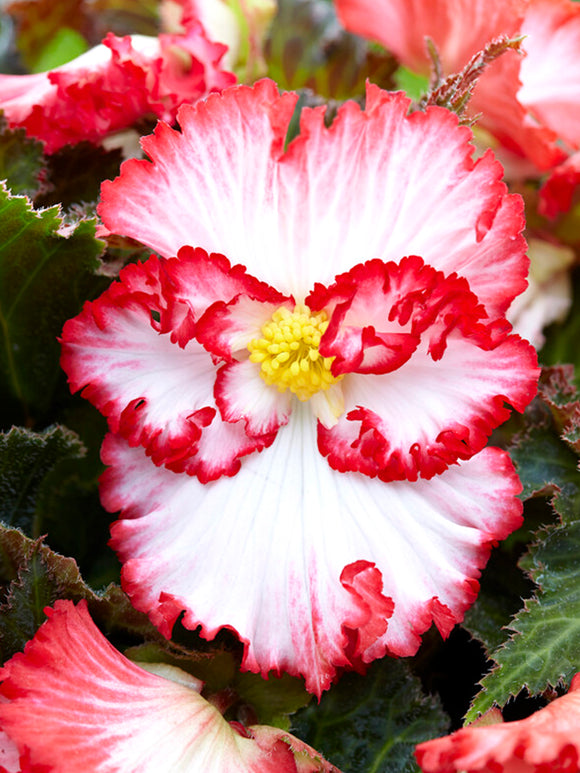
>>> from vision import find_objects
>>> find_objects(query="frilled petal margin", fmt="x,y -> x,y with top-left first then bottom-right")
101,410 -> 523,696
0,31 -> 234,153
98,78 -> 527,319
0,601 -> 338,773
415,674 -> 580,773
60,251 -> 277,481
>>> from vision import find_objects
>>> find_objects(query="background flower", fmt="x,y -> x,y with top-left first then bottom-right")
416,673 -> 580,772
0,600 -> 339,773
334,0 -> 580,176
0,27 -> 235,153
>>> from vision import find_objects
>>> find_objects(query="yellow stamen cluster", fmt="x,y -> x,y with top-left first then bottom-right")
248,304 -> 342,401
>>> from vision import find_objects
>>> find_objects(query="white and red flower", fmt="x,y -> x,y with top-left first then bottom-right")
61,79 -> 539,695
0,600 -> 339,773
415,674 -> 580,772
0,28 -> 235,153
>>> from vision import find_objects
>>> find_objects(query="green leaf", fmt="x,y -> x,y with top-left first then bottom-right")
32,26 -> 88,71
0,524 -> 162,661
512,423 -> 580,522
7,0 -> 87,71
35,142 -> 123,211
0,118 -> 46,198
0,541 -> 57,657
0,187 -> 107,423
462,547 -> 534,654
464,396 -> 580,721
393,67 -> 429,101
0,425 -> 84,534
291,659 -> 448,773
264,0 -> 396,99
233,671 -> 312,730
466,519 -> 580,721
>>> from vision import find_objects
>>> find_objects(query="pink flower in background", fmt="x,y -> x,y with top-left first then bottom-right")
0,600 -> 339,773
415,674 -> 580,772
334,0 -> 580,176
0,28 -> 235,153
61,79 -> 539,695
334,0 -> 527,78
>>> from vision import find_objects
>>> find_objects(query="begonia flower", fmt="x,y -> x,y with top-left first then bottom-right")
0,600 -> 339,773
0,28 -> 235,153
334,0 -> 580,175
162,0 -> 276,79
61,79 -> 539,695
415,674 -> 580,772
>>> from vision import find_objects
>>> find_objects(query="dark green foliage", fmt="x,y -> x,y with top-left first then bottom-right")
292,658 -> 448,773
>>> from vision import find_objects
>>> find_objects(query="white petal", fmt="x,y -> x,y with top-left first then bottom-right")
103,406 -> 522,695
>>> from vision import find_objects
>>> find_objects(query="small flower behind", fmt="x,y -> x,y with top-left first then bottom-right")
0,600 -> 340,773
0,27 -> 235,154
334,0 -> 580,176
416,675 -> 580,772
61,79 -> 539,696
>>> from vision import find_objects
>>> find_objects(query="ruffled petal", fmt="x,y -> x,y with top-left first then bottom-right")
215,360 -> 293,436
101,414 -> 522,696
61,253 -> 274,478
307,255 -> 485,376
99,80 -> 527,318
163,246 -> 290,341
468,39 -> 567,172
316,266 -> 539,480
163,247 -> 292,357
0,601 -> 302,773
0,31 -> 234,153
416,673 -> 580,773
334,0 -> 526,75
60,258 -> 217,469
99,79 -> 298,282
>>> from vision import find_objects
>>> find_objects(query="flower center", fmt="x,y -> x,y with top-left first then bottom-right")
248,304 -> 342,401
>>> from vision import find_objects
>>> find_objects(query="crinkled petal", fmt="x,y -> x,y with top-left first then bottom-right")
60,259 -> 217,469
0,31 -> 234,153
215,360 -> 293,436
99,79 -> 298,280
182,402 -> 277,483
61,252 -> 281,480
315,267 -> 538,480
307,255 -> 486,376
0,601 -> 300,773
101,412 -> 522,695
416,673 -> 580,773
334,0 -> 526,74
335,0 -> 576,172
163,247 -> 292,357
99,79 -> 527,318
